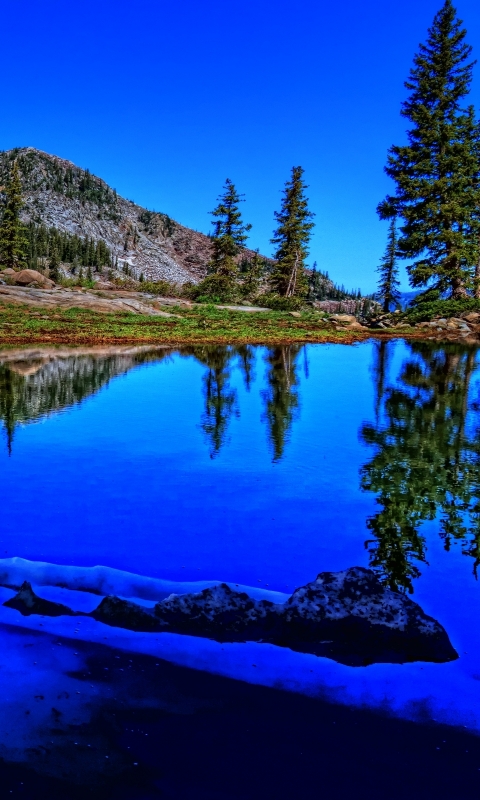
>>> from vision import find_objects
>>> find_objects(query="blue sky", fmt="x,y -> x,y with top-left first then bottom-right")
1,0 -> 479,292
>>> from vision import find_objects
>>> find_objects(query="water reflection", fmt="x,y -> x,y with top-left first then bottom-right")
0,344 -> 304,462
262,345 -> 302,462
183,345 -> 240,459
180,344 -> 303,460
3,341 -> 480,593
361,341 -> 480,592
0,346 -> 170,453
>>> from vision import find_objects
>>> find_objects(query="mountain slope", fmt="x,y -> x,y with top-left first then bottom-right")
0,147 -> 218,284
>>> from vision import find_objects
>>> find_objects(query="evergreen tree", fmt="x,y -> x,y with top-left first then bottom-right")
209,178 -> 251,281
49,244 -> 60,282
242,250 -> 263,298
378,1 -> 480,298
270,167 -> 315,297
0,162 -> 28,270
377,218 -> 401,311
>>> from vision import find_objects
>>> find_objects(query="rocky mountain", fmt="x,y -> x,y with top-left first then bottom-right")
0,147 -> 223,285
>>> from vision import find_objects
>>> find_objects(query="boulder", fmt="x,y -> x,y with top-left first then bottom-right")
92,595 -> 163,631
330,314 -> 357,324
279,567 -> 458,665
462,312 -> 480,323
154,583 -> 281,640
3,581 -> 75,617
12,269 -> 55,288
1,268 -> 16,277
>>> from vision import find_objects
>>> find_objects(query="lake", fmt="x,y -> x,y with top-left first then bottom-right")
0,341 -> 479,798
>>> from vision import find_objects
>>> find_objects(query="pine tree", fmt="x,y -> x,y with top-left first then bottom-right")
377,219 -> 401,311
49,244 -> 60,282
270,167 -> 315,297
378,0 -> 480,299
242,250 -> 263,298
0,162 -> 28,270
209,179 -> 251,283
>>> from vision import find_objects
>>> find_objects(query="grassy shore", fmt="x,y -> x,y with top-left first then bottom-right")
0,303 -> 379,345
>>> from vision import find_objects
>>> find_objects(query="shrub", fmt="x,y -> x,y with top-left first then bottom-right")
188,274 -> 239,303
405,297 -> 480,322
256,293 -> 304,311
138,279 -> 179,296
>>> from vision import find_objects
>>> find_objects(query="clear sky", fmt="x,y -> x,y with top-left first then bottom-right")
1,0 -> 479,292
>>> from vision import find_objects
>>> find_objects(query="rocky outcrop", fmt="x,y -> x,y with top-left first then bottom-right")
3,581 -> 76,617
3,568 -> 458,666
9,269 -> 55,289
92,595 -> 161,631
0,285 -> 177,315
329,313 -> 368,331
154,583 -> 280,639
368,311 -> 480,341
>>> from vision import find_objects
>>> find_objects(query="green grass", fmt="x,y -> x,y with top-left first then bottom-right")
0,303 -> 365,345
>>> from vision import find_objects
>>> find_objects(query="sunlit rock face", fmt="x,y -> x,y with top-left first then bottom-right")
3,569 -> 458,667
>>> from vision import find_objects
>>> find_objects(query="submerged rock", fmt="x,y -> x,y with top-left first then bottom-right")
2,569 -> 458,666
3,581 -> 76,617
154,583 -> 282,640
279,567 -> 458,665
91,595 -> 163,631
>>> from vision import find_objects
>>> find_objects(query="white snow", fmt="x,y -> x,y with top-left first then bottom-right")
0,559 -> 479,737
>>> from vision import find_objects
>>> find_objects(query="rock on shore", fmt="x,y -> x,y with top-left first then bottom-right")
3,568 -> 458,666
3,581 -> 76,617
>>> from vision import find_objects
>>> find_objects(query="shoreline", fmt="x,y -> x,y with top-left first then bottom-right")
0,308 -> 474,347
0,287 -> 478,347
0,331 -> 475,347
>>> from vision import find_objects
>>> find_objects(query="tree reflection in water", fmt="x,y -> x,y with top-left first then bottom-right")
361,341 -> 480,592
194,345 -> 239,459
185,344 -> 303,461
262,345 -> 303,462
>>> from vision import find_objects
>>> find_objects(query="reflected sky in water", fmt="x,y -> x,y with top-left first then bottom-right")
0,340 -> 479,620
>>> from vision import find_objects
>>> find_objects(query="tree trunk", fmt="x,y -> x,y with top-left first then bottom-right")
451,276 -> 468,299
475,252 -> 480,299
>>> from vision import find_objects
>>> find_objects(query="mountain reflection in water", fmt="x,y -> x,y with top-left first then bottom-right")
2,341 -> 480,596
0,343 -> 305,462
0,346 -> 171,453
361,341 -> 480,592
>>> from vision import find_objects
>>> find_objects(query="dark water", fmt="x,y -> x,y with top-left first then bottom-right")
0,341 -> 480,798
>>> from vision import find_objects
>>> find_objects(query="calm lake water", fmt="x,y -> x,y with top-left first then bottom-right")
1,340 -> 480,798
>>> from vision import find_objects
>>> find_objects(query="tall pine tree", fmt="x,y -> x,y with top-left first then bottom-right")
377,218 -> 401,312
270,167 -> 315,297
0,162 -> 28,270
209,179 -> 251,281
378,0 -> 480,299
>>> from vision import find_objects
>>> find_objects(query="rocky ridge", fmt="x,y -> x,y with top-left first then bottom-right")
0,147 -> 259,286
